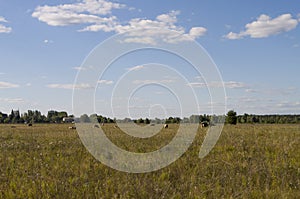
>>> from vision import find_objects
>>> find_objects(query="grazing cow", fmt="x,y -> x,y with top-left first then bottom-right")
93,124 -> 100,128
201,122 -> 209,128
164,124 -> 168,128
28,123 -> 33,127
69,126 -> 76,129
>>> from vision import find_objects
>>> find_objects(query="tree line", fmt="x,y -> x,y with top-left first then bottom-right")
0,109 -> 299,124
225,110 -> 300,125
0,110 -> 69,124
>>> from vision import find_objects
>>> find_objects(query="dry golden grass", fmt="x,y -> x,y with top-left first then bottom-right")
0,123 -> 299,198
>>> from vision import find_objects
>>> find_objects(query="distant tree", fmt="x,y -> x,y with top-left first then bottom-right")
189,115 -> 200,123
154,118 -> 162,124
145,118 -> 150,124
58,111 -> 68,119
173,117 -> 181,124
165,117 -> 173,124
182,117 -> 189,123
137,118 -> 144,124
9,110 -> 15,121
89,114 -> 98,123
80,114 -> 90,123
108,118 -> 115,123
123,118 -> 132,123
1,113 -> 8,123
4,118 -> 10,124
242,113 -> 248,123
226,110 -> 237,125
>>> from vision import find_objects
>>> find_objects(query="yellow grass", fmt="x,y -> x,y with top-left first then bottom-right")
0,123 -> 299,198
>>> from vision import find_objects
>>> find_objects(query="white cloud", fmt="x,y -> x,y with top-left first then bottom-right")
122,36 -> 156,45
0,16 -> 8,23
110,11 -> 207,44
132,79 -> 175,84
44,39 -> 53,44
245,88 -> 258,93
0,81 -> 19,89
47,83 -> 94,89
0,16 -> 12,33
188,81 -> 247,89
73,66 -> 86,71
225,32 -> 243,40
224,81 -> 247,89
225,13 -> 298,39
127,65 -> 145,71
276,101 -> 300,108
32,1 -> 207,44
97,79 -> 113,85
32,0 -> 124,27
156,10 -> 179,24
189,27 -> 207,39
0,98 -> 24,103
73,65 -> 95,71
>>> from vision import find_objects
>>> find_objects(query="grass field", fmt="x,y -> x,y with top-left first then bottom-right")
0,123 -> 299,198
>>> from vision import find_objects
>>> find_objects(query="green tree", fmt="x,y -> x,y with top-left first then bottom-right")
145,118 -> 150,124
80,114 -> 90,123
137,118 -> 144,124
189,115 -> 200,123
226,110 -> 237,125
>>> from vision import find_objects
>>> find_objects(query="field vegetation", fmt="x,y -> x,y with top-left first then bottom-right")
0,123 -> 299,198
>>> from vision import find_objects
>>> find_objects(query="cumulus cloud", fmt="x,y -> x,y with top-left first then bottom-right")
0,16 -> 12,33
32,1 -> 207,44
189,27 -> 207,38
0,81 -> 19,89
32,0 -> 124,26
47,83 -> 94,89
0,16 -> 8,23
225,13 -> 298,39
106,11 -> 207,44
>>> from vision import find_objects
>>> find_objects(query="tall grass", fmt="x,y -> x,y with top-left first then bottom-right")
0,124 -> 299,198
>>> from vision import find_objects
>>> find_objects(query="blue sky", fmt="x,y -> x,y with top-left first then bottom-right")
0,0 -> 300,117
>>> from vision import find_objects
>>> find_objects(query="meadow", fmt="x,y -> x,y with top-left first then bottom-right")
0,123 -> 299,198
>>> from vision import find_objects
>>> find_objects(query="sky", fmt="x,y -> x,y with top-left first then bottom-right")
0,0 -> 300,118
